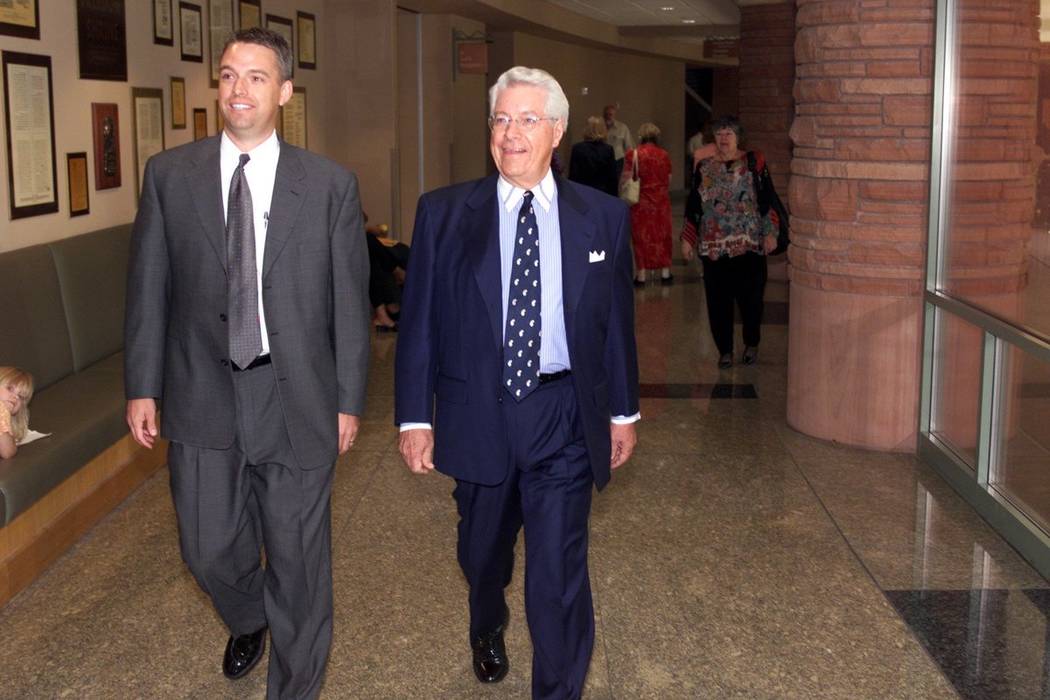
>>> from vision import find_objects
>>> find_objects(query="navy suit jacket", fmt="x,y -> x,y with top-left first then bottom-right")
394,174 -> 639,490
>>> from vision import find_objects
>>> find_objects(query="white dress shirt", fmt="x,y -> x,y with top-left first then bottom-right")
220,130 -> 280,356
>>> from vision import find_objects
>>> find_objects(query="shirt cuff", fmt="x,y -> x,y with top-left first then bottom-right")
611,413 -> 640,425
399,422 -> 432,432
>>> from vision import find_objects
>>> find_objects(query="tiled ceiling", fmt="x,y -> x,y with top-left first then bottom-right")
544,0 -> 740,27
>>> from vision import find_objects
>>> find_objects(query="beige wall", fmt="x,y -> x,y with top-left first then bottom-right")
507,32 -> 686,188
0,0 -> 326,253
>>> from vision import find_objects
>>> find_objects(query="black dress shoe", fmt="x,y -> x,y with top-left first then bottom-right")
717,353 -> 733,369
223,627 -> 267,680
471,619 -> 509,683
742,346 -> 758,365
660,274 -> 674,286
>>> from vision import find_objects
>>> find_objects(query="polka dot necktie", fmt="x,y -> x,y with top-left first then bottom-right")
503,190 -> 541,402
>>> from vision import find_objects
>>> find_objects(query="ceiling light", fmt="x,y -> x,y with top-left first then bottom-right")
661,5 -> 675,9
682,19 -> 696,24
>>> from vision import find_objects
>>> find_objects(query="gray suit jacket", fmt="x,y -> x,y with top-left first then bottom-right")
124,135 -> 370,469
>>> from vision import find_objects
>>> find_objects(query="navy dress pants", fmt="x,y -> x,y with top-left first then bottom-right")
453,375 -> 595,700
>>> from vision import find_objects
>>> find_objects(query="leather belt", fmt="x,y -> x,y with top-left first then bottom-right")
232,354 -> 272,372
538,369 -> 571,384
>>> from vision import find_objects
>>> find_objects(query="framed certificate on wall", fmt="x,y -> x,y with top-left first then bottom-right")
3,51 -> 58,219
153,0 -> 173,45
238,0 -> 260,30
67,153 -> 90,217
179,2 -> 203,63
0,0 -> 40,40
131,87 -> 165,200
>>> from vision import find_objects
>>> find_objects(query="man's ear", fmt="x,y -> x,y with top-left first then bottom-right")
278,80 -> 294,107
552,120 -> 565,149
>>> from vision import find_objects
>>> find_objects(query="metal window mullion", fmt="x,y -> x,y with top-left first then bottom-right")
974,332 -> 998,486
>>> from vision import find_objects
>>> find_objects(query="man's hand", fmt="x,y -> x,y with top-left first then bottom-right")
399,428 -> 435,474
126,398 -> 159,449
681,239 -> 695,262
338,413 -> 361,454
610,422 -> 637,470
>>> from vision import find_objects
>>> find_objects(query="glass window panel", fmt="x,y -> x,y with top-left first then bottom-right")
990,344 -> 1050,534
931,309 -> 982,467
939,1 -> 1050,342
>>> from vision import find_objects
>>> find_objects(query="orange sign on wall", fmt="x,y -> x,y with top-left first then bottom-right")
457,42 -> 487,74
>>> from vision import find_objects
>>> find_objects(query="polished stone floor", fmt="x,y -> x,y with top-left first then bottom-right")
1,256 -> 1048,699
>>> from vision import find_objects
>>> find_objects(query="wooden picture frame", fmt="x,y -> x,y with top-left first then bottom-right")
215,98 -> 224,133
238,0 -> 261,30
279,86 -> 306,149
2,51 -> 58,219
265,14 -> 293,77
193,108 -> 208,140
153,0 -> 173,46
0,0 -> 40,40
131,87 -> 165,200
170,77 -> 186,129
91,102 -> 121,190
179,2 -> 203,63
297,11 -> 315,70
67,153 -> 90,217
209,0 -> 235,86
76,0 -> 128,81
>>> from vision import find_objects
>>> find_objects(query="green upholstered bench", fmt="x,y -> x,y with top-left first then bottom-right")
0,225 -> 166,605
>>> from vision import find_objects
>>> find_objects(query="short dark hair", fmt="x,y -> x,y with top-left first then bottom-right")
710,115 -> 744,144
221,27 -> 293,82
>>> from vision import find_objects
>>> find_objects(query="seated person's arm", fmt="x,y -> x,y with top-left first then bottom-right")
0,404 -> 16,459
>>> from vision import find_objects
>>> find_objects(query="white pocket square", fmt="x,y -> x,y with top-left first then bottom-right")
588,250 -> 606,263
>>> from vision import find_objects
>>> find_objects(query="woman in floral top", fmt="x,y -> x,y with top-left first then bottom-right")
681,116 -> 786,369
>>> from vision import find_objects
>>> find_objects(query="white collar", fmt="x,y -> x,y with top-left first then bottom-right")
220,129 -> 280,164
497,169 -> 556,213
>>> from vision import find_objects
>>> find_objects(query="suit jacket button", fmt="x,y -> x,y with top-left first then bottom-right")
220,359 -> 229,366
497,395 -> 503,404
219,313 -> 227,322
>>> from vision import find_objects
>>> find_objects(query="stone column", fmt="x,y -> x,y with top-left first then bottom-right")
787,0 -> 1039,451
787,0 -> 934,450
738,2 -> 796,193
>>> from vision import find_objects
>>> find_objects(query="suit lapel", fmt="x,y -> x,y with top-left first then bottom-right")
186,137 -> 227,271
465,175 -> 503,348
556,177 -> 595,335
262,143 -> 307,280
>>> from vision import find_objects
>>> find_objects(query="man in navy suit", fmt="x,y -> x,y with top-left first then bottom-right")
394,67 -> 639,699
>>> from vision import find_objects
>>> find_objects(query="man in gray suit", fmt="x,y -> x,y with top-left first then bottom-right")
124,28 -> 369,699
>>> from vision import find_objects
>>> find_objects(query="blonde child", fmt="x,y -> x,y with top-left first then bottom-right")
0,366 -> 34,459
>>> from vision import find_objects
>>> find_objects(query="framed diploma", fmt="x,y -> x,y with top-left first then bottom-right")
279,86 -> 306,149
131,87 -> 165,200
2,51 -> 58,219
67,153 -> 90,217
0,0 -> 40,40
170,76 -> 186,129
179,2 -> 203,63
76,0 -> 128,81
91,102 -> 121,190
153,0 -> 173,46
209,0 -> 235,86
297,11 -> 315,70
238,0 -> 261,30
215,98 -> 224,133
193,108 -> 208,140
265,14 -> 293,76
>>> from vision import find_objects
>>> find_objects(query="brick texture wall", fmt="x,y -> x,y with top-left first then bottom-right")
739,3 -> 796,195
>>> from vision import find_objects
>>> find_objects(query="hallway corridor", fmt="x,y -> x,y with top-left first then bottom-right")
0,257 -> 1047,699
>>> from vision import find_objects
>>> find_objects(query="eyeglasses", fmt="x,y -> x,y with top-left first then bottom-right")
488,114 -> 559,132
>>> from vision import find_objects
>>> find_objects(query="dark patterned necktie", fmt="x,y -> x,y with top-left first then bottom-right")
503,191 -> 541,401
227,153 -> 262,369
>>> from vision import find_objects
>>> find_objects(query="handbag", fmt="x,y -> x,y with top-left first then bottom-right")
619,149 -> 640,206
747,151 -> 790,255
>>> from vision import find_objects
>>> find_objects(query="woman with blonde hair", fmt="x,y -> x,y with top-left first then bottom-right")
0,366 -> 34,459
568,115 -> 618,196
622,121 -> 673,286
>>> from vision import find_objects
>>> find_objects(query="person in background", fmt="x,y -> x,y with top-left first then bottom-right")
0,366 -> 34,459
603,103 -> 634,175
568,116 -> 618,197
622,122 -> 673,286
680,115 -> 782,369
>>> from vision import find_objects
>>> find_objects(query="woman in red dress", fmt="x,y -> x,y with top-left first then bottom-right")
622,122 -> 673,286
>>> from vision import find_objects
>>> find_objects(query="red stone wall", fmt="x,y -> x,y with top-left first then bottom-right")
787,0 -> 935,449
739,2 -> 796,194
